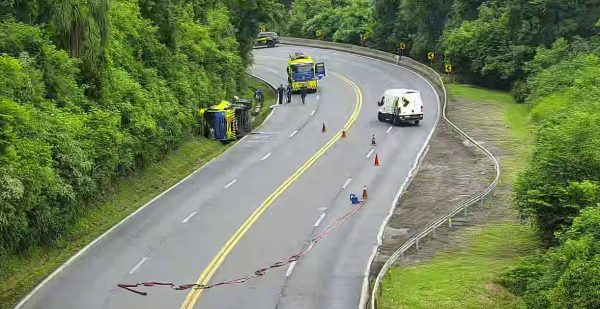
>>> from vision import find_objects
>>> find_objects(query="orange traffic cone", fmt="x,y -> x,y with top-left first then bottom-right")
371,134 -> 376,146
374,154 -> 380,166
322,123 -> 327,133
362,186 -> 368,200
342,130 -> 347,138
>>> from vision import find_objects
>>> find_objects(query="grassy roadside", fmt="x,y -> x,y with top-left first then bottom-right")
244,76 -> 277,126
378,84 -> 538,309
0,77 -> 275,308
379,224 -> 537,309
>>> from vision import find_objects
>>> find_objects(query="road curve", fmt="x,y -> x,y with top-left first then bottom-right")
16,45 -> 438,309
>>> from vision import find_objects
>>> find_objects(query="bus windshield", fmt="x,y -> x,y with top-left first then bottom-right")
291,64 -> 315,81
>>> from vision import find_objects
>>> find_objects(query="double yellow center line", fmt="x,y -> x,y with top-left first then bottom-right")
181,71 -> 363,308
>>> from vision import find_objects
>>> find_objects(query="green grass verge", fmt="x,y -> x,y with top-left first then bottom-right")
447,84 -> 530,141
0,77 -> 275,308
245,77 -> 276,127
379,224 -> 539,309
447,83 -> 531,182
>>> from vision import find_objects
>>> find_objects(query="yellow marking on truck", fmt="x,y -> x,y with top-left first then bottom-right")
180,71 -> 363,308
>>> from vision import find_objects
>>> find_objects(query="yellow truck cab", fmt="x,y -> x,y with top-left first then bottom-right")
286,53 -> 326,92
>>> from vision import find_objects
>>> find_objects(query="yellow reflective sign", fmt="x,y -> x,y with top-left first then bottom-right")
260,25 -> 266,32
445,64 -> 453,73
399,42 -> 406,50
427,52 -> 435,60
316,29 -> 323,37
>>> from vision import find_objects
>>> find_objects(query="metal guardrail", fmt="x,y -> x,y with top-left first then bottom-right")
278,37 -> 501,309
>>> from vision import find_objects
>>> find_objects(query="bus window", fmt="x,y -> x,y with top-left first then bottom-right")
290,64 -> 315,81
291,64 -> 314,74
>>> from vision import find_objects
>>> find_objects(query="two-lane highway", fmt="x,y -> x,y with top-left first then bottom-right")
16,45 -> 438,309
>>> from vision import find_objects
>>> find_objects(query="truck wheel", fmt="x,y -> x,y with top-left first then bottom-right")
378,112 -> 385,122
267,41 -> 275,47
392,117 -> 400,126
415,120 -> 420,125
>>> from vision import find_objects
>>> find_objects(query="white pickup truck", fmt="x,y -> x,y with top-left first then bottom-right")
377,89 -> 424,125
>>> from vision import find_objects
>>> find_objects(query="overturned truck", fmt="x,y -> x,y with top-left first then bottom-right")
199,99 -> 252,142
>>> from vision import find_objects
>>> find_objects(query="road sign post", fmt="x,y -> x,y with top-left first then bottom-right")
427,51 -> 435,67
399,42 -> 406,60
445,64 -> 453,74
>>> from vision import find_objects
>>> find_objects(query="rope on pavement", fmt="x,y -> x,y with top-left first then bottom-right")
117,201 -> 365,296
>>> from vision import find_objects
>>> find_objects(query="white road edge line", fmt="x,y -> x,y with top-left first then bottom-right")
310,109 -> 316,116
289,130 -> 298,138
128,257 -> 148,275
13,73 -> 279,309
341,178 -> 353,189
285,261 -> 297,277
386,126 -> 393,134
366,149 -> 375,158
224,179 -> 237,189
314,214 -> 326,227
260,152 -> 272,161
181,211 -> 197,223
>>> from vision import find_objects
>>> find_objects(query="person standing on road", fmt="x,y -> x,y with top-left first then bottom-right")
286,84 -> 293,103
300,85 -> 307,104
277,84 -> 285,105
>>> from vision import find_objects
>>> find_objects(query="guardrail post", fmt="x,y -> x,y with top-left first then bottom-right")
448,217 -> 452,228
464,205 -> 468,216
432,228 -> 436,238
415,238 -> 420,251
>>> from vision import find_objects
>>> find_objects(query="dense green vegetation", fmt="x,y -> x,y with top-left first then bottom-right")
280,0 -> 600,307
0,0 -> 278,265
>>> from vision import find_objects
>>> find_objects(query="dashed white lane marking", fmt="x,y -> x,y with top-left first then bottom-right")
310,110 -> 316,116
128,257 -> 148,275
317,207 -> 328,211
224,179 -> 237,189
342,178 -> 353,189
286,261 -> 297,277
366,149 -> 375,158
260,153 -> 272,161
289,130 -> 298,138
182,211 -> 197,223
386,126 -> 393,134
314,213 -> 326,227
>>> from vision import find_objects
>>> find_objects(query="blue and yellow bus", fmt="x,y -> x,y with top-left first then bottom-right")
287,53 -> 326,92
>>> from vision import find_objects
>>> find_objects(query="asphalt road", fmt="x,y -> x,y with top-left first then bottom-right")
16,45 -> 438,309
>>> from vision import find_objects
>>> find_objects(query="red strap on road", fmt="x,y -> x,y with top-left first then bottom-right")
117,201 -> 365,296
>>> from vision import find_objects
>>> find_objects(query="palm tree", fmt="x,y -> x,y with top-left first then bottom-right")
50,0 -> 108,59
50,0 -> 109,98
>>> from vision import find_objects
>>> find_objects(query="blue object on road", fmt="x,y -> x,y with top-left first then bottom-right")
350,194 -> 359,204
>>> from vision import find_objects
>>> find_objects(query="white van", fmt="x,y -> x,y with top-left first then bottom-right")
377,89 -> 424,125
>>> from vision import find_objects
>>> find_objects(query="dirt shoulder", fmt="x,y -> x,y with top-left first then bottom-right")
372,101 -> 496,273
